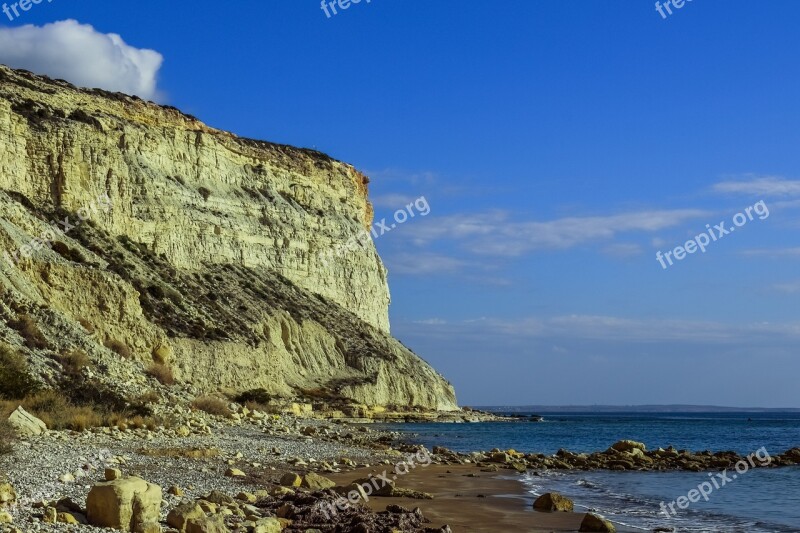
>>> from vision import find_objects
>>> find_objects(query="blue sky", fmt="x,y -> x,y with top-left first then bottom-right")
2,1 -> 799,407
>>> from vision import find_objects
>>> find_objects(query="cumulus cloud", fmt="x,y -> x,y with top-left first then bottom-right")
0,20 -> 164,100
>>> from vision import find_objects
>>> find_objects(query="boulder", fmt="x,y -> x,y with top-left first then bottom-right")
301,472 -> 336,490
167,502 -> 205,531
0,483 -> 16,508
579,512 -> 616,532
279,473 -> 302,487
7,406 -> 47,437
86,476 -> 162,532
185,516 -> 229,533
610,440 -> 646,453
489,452 -> 511,463
533,492 -> 574,512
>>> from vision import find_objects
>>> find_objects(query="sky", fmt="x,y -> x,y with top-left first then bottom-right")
1,1 -> 799,407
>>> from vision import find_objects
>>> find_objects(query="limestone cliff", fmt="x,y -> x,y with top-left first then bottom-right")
0,65 -> 458,412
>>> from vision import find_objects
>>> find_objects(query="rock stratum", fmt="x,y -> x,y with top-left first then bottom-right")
0,64 -> 457,412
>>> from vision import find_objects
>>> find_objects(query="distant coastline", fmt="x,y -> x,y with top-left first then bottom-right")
473,405 -> 800,413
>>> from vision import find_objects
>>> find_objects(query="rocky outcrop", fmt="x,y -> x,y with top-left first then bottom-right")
0,64 -> 457,412
86,476 -> 162,532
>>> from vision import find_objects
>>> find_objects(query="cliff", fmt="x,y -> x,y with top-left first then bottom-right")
0,65 -> 458,413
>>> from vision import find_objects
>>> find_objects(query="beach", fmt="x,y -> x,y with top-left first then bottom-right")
329,464 -> 598,532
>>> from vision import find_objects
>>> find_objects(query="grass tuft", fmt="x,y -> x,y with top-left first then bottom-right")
191,396 -> 230,417
146,363 -> 175,386
104,339 -> 132,359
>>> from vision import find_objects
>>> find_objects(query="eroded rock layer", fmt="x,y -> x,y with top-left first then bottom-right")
0,65 -> 457,412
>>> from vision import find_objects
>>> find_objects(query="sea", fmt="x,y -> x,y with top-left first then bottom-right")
377,412 -> 800,532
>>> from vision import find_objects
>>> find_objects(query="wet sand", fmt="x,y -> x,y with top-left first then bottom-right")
329,464 -> 598,532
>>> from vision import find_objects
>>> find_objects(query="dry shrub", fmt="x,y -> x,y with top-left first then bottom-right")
0,344 -> 41,399
2,390 -> 93,431
146,363 -> 175,386
235,388 -> 271,406
135,391 -> 160,404
58,349 -> 92,376
1,389 -> 165,432
104,339 -> 132,359
191,396 -> 230,417
8,314 -> 48,349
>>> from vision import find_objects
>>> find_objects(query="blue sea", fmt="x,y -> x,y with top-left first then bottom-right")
378,412 -> 800,532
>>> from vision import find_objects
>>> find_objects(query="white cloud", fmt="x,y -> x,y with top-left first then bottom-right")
713,176 -> 800,197
371,193 -> 418,208
0,20 -> 164,100
407,314 -> 800,343
741,248 -> 800,258
602,243 -> 643,258
405,208 -> 710,257
773,281 -> 800,294
385,252 -> 467,275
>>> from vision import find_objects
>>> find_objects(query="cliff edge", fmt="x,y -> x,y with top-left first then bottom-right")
0,65 -> 458,413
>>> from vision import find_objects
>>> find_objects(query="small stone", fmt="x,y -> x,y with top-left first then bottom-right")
43,507 -> 57,523
270,486 -> 294,497
58,473 -> 75,484
56,512 -> 80,524
225,467 -> 246,477
0,511 -> 12,523
105,468 -> 122,481
236,492 -> 257,503
167,485 -> 184,497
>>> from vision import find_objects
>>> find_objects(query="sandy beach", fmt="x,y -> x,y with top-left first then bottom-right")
329,464 -> 626,533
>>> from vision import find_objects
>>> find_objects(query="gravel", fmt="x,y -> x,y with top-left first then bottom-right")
0,408 -> 403,532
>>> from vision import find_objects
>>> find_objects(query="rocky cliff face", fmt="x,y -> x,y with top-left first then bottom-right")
0,65 -> 458,412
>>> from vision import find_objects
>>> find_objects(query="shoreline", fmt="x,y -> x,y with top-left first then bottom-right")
2,405 -> 799,532
328,463 -> 609,532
